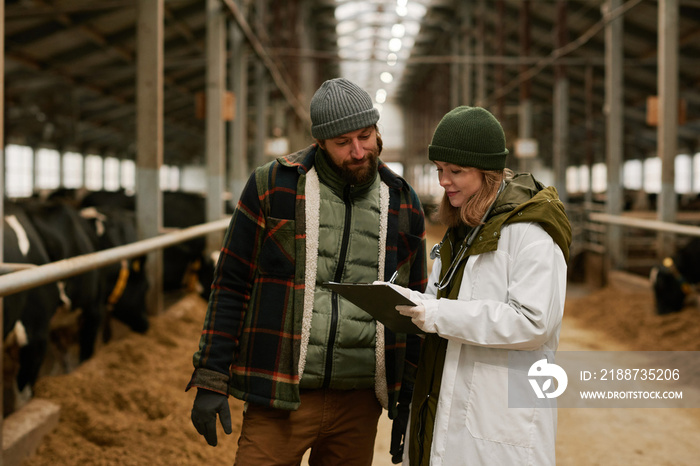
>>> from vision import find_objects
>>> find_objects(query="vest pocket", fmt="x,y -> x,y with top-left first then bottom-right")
258,217 -> 296,277
465,362 -> 535,448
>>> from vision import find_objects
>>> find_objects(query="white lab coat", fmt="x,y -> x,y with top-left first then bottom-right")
404,221 -> 567,466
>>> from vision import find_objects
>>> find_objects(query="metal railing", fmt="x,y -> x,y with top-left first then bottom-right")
565,202 -> 700,275
0,218 -> 231,298
588,212 -> 700,238
585,211 -> 700,274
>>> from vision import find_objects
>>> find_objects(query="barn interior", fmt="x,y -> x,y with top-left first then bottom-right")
1,0 -> 700,464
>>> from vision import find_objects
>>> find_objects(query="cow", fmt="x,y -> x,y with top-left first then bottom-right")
650,237 -> 700,314
81,190 -> 216,300
79,204 -> 150,338
20,198 -> 107,363
48,191 -> 150,335
81,188 -> 135,211
162,191 -> 216,300
3,200 -> 62,416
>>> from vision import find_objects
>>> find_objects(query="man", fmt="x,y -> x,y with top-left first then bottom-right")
187,77 -> 427,465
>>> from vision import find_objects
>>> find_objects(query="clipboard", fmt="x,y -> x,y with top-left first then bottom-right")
324,282 -> 422,334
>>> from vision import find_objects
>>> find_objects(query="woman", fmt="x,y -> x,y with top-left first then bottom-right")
390,106 -> 571,465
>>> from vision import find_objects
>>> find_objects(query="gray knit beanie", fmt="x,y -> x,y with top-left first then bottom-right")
429,106 -> 509,170
310,78 -> 380,139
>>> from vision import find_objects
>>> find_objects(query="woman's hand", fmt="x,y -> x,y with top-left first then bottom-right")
374,281 -> 436,333
396,301 -> 436,334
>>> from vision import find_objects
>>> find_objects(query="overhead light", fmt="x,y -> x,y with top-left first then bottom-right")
389,37 -> 402,52
391,23 -> 405,38
380,72 -> 394,84
397,0 -> 408,7
376,89 -> 387,104
397,5 -> 408,17
387,53 -> 398,66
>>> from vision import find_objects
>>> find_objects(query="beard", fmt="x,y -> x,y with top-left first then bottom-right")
331,146 -> 380,185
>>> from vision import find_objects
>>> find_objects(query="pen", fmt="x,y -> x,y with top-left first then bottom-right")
389,270 -> 399,284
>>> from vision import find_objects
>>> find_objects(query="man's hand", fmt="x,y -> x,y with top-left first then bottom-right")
390,402 -> 410,463
191,388 -> 233,446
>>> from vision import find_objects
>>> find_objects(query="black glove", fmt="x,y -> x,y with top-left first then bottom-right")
191,388 -> 232,446
390,402 -> 410,464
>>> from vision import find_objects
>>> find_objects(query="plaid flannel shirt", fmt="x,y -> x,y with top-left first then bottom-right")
187,145 -> 427,415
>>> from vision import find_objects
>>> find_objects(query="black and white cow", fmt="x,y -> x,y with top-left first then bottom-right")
79,204 -> 150,338
20,198 -> 106,362
650,238 -> 700,314
81,190 -> 216,300
3,200 -> 62,415
50,191 -> 150,339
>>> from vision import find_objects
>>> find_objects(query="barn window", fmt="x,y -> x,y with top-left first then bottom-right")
577,165 -> 590,193
675,154 -> 692,194
35,148 -> 61,190
63,152 -> 83,189
623,160 -> 643,190
121,159 -> 135,193
566,166 -> 580,193
103,157 -> 121,191
160,165 -> 180,191
643,157 -> 661,194
85,155 -> 103,191
180,166 -> 204,193
5,144 -> 33,198
591,163 -> 606,193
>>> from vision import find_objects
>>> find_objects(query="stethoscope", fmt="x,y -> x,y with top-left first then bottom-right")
433,180 -> 506,291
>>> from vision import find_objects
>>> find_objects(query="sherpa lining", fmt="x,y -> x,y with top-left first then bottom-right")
298,168 -> 319,379
375,181 -> 390,409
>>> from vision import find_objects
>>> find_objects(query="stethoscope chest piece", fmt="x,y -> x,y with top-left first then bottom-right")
430,243 -> 441,260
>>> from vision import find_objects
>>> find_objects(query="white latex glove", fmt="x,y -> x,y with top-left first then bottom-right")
396,301 -> 436,334
374,281 -> 435,333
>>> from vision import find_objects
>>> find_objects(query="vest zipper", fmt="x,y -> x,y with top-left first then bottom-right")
323,184 -> 353,388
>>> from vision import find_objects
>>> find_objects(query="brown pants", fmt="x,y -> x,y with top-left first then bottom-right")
234,389 -> 382,466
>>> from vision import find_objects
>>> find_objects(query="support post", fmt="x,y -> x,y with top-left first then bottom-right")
475,0 -> 486,106
658,0 -> 679,258
553,0 -> 569,205
136,0 -> 164,314
605,0 -> 624,269
1,0 -> 5,457
518,0 -> 534,174
228,0 -> 249,205
205,0 -> 226,252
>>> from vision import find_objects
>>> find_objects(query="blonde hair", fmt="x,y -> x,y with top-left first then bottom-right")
438,168 -> 514,227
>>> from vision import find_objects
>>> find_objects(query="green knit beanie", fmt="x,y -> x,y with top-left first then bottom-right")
310,78 -> 380,139
428,106 -> 509,170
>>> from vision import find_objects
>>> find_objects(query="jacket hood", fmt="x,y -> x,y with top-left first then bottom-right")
469,173 -> 572,263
